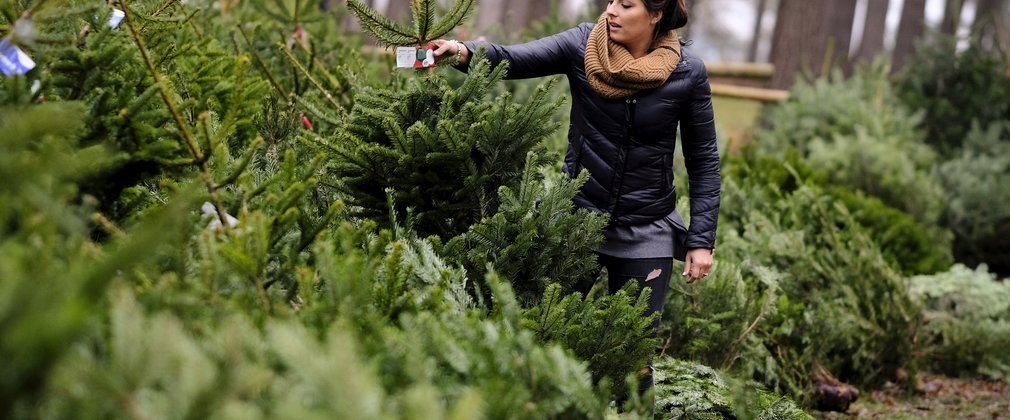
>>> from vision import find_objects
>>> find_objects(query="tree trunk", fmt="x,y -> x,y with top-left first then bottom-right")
509,0 -> 534,28
769,0 -> 830,89
532,0 -> 552,22
506,0 -> 553,28
892,0 -> 926,73
972,0 -> 1006,50
999,0 -> 1010,50
853,0 -> 890,63
476,0 -> 508,32
683,0 -> 700,39
747,0 -> 770,62
940,0 -> 965,35
825,0 -> 858,71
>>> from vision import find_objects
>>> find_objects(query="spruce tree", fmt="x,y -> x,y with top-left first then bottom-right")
313,54 -> 563,238
444,153 -> 608,304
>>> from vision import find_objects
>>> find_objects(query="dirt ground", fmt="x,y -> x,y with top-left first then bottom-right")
815,374 -> 1010,419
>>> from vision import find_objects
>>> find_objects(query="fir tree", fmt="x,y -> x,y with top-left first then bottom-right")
312,53 -> 563,238
523,283 -> 659,399
444,153 -> 608,304
0,99 -> 198,417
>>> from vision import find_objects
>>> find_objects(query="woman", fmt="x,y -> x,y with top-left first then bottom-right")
433,0 -> 719,397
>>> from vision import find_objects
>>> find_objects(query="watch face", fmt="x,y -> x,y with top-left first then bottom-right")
416,48 -> 427,61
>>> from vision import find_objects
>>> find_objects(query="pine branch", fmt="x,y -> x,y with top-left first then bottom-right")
410,0 -> 435,43
214,137 -> 265,188
296,95 -> 344,127
120,0 -> 231,226
276,43 -> 345,115
428,0 -> 475,41
346,0 -> 418,46
236,25 -> 288,98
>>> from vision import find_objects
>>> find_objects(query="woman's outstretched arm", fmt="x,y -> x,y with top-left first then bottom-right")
431,24 -> 591,79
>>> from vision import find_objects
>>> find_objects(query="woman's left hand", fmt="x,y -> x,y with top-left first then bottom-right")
682,248 -> 713,284
431,39 -> 469,66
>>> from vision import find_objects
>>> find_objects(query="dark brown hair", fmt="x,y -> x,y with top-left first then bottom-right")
643,0 -> 689,38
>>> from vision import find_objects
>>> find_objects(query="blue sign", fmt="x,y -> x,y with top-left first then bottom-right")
0,38 -> 36,77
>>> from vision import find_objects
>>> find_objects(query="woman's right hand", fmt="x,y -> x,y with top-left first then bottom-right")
431,39 -> 469,66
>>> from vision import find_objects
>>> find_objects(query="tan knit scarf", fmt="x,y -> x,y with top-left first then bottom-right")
584,13 -> 682,99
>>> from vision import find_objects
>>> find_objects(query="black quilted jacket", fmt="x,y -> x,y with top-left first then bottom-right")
461,23 -> 720,250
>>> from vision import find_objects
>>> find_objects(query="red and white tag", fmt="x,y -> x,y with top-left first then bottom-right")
395,45 -> 436,69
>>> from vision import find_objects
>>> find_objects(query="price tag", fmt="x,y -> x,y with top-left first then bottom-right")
396,45 -> 436,69
109,9 -> 125,29
0,38 -> 36,77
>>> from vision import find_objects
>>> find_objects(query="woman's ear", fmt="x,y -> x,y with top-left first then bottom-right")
651,10 -> 663,25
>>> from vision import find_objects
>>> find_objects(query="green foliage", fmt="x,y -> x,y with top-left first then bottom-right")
827,186 -> 953,275
910,264 -> 1010,380
653,358 -> 812,420
896,34 -> 1010,153
756,64 -> 944,225
444,155 -> 607,304
721,151 -> 951,275
347,0 -> 475,46
317,53 -> 563,238
523,283 -> 658,398
0,101 -> 197,417
14,0 -> 275,225
38,236 -> 609,419
661,259 -> 780,371
935,122 -> 1010,275
213,0 -> 372,133
685,151 -> 923,402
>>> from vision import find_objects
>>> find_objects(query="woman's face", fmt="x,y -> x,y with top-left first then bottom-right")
605,0 -> 660,47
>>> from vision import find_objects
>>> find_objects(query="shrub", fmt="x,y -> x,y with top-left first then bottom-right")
896,34 -> 1010,153
722,151 -> 952,275
675,151 -> 924,403
755,64 -> 944,225
444,157 -> 607,304
935,122 -> 1010,276
317,53 -> 562,239
653,357 -> 812,420
909,264 -> 1010,380
661,258 -> 780,372
523,283 -> 658,399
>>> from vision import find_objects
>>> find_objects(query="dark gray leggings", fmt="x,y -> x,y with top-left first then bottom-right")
597,253 -> 673,336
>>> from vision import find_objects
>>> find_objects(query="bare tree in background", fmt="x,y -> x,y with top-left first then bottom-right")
769,0 -> 830,88
747,0 -> 770,62
825,0 -> 858,70
893,0 -> 926,72
681,0 -> 699,39
972,0 -> 1010,50
477,0 -> 560,32
853,0 -> 890,64
508,0 -> 553,28
940,0 -> 965,35
476,1 -> 508,31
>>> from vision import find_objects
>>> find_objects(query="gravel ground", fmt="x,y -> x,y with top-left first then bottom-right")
815,373 -> 1009,419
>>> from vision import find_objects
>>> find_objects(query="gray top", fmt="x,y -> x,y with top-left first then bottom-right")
597,210 -> 688,260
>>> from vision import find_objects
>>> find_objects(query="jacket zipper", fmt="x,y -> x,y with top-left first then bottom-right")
662,154 -> 671,195
608,98 -> 636,218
